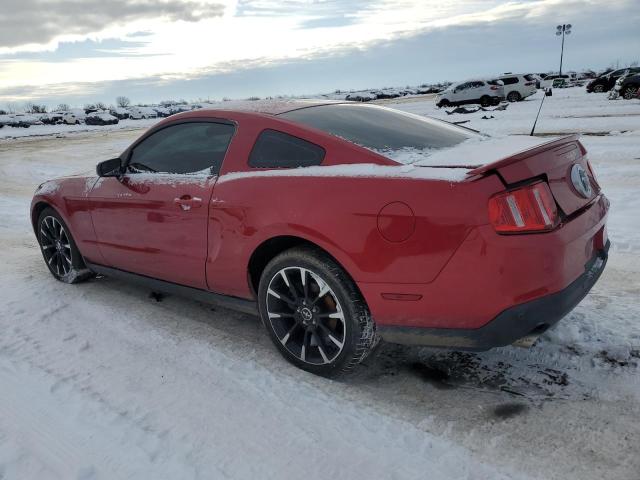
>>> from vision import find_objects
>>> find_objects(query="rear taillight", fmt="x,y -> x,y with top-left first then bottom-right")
488,182 -> 558,233
490,85 -> 499,90
524,81 -> 535,86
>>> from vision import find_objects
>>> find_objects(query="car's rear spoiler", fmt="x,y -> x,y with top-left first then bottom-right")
467,134 -> 582,176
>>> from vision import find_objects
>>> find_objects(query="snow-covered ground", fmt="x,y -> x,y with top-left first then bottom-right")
0,118 -> 159,140
0,87 -> 639,479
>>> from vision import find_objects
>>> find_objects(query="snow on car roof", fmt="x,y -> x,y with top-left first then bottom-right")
192,99 -> 343,115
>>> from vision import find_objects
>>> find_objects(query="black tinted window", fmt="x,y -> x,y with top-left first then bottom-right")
501,77 -> 519,85
280,104 -> 477,152
129,122 -> 234,174
249,129 -> 325,168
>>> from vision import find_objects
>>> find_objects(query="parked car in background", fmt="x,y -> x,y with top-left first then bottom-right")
69,108 -> 87,122
111,108 -> 130,120
540,74 -> 570,89
153,106 -> 171,117
497,74 -> 537,102
436,79 -> 504,107
586,67 -> 640,93
128,107 -> 158,120
85,112 -> 119,126
0,113 -> 43,128
615,74 -> 640,99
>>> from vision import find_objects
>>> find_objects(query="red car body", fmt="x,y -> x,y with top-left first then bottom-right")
31,101 -> 609,351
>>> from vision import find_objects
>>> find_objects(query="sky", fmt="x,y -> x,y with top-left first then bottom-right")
1,0 -> 639,108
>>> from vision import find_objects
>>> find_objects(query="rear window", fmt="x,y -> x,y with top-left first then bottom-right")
279,104 -> 478,155
501,77 -> 519,85
524,74 -> 535,81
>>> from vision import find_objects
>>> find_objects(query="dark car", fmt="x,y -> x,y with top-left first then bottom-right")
617,74 -> 640,99
586,67 -> 640,93
85,112 -> 119,126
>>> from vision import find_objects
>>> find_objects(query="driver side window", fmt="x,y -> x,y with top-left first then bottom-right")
128,121 -> 235,175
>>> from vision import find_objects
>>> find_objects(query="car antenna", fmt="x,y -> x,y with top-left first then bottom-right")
530,89 -> 549,136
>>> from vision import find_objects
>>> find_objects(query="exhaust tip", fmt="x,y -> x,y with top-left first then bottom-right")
512,323 -> 550,348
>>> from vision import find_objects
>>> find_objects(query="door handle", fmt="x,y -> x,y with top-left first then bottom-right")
174,195 -> 203,211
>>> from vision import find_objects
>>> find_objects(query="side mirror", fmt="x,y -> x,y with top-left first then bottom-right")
96,157 -> 123,177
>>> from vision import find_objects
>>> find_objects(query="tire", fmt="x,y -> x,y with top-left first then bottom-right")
479,96 -> 491,107
622,87 -> 638,100
37,207 -> 94,284
593,84 -> 605,93
258,246 -> 377,377
437,99 -> 450,108
507,91 -> 521,102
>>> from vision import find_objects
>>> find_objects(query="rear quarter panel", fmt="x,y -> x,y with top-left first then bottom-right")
206,171 -> 505,299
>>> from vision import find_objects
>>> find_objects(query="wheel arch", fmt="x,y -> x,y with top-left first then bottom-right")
31,200 -> 51,234
247,235 -> 360,298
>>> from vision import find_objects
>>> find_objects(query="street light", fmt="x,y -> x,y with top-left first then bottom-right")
556,24 -> 572,76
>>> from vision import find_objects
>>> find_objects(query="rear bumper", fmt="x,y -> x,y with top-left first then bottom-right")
378,240 -> 609,349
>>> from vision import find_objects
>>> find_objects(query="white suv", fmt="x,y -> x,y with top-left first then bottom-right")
436,79 -> 505,108
497,74 -> 538,102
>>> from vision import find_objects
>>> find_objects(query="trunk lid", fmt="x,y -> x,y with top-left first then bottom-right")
414,135 -> 599,216
468,135 -> 599,216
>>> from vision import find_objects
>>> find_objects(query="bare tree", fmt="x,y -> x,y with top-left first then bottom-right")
56,103 -> 70,112
25,103 -> 47,113
116,96 -> 131,108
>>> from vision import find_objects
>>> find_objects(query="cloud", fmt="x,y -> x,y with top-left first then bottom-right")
0,0 -> 225,50
1,0 -> 639,106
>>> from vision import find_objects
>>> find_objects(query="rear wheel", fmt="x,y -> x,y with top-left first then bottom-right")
37,208 -> 94,284
622,87 -> 638,100
480,96 -> 492,107
437,99 -> 450,108
507,91 -> 521,102
258,247 -> 377,377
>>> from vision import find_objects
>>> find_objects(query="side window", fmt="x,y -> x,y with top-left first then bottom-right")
455,83 -> 470,92
501,77 -> 519,85
249,129 -> 325,168
128,122 -> 234,175
472,81 -> 485,88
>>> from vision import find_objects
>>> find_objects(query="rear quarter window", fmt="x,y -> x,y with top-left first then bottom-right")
501,77 -> 519,85
249,129 -> 325,168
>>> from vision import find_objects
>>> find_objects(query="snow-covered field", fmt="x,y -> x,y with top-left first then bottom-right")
0,87 -> 638,479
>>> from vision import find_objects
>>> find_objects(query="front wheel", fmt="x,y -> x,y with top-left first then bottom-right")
258,247 -> 377,377
37,208 -> 94,283
480,96 -> 492,107
622,87 -> 638,100
593,84 -> 605,93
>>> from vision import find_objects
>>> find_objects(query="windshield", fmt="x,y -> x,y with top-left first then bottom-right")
279,104 -> 479,163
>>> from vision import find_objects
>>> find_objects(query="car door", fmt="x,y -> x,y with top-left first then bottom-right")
466,81 -> 485,103
452,82 -> 471,103
88,120 -> 235,289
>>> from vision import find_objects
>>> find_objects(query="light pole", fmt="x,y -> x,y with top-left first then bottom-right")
556,24 -> 572,76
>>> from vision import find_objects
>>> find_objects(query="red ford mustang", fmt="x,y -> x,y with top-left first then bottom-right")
31,101 -> 609,376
